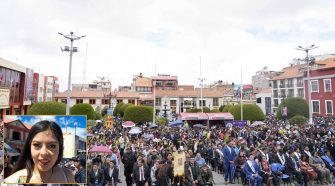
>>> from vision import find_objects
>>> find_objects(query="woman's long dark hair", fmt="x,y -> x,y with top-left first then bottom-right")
10,120 -> 64,182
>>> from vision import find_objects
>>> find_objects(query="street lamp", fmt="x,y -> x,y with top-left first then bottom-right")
296,44 -> 318,124
58,32 -> 86,115
153,80 -> 156,124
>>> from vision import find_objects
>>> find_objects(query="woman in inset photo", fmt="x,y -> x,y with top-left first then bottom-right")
4,120 -> 75,183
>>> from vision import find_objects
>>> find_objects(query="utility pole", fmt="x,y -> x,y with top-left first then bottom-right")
296,44 -> 317,124
198,57 -> 206,113
58,32 -> 86,115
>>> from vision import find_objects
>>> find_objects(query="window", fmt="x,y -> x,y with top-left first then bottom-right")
102,99 -> 109,104
61,99 -> 67,104
324,79 -> 332,92
12,131 -> 21,140
89,99 -> 96,104
213,98 -> 219,106
76,99 -> 83,104
274,99 -> 278,107
117,99 -> 123,104
297,78 -> 303,87
298,88 -> 304,97
312,100 -> 320,113
128,99 -> 135,104
199,100 -> 206,107
155,98 -> 161,106
311,80 -> 319,92
326,100 -> 333,114
170,100 -> 177,106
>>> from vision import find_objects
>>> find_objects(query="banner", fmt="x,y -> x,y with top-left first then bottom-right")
225,120 -> 247,128
24,68 -> 33,102
0,88 -> 10,108
173,152 -> 186,176
282,107 -> 287,116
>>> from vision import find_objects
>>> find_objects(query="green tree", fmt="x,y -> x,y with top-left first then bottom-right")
123,105 -> 153,123
94,106 -> 102,120
230,104 -> 265,121
202,107 -> 210,113
113,102 -> 125,116
101,106 -> 108,117
277,97 -> 309,119
119,103 -> 134,117
157,117 -> 169,126
219,105 -> 225,112
70,103 -> 94,120
222,104 -> 234,113
28,101 -> 66,115
289,115 -> 308,125
211,109 -> 220,113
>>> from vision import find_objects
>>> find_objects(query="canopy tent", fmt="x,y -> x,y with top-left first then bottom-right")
206,113 -> 234,120
168,119 -> 183,127
180,113 -> 208,120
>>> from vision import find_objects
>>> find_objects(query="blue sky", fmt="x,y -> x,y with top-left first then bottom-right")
5,115 -> 87,139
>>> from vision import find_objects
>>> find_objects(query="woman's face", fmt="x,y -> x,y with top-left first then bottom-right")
31,129 -> 59,172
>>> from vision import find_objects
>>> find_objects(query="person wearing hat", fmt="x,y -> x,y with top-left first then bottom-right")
197,164 -> 213,186
243,153 -> 263,186
185,157 -> 200,186
74,157 -> 86,184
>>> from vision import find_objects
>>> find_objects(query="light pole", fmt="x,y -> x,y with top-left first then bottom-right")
58,32 -> 86,115
198,57 -> 206,113
153,79 -> 156,124
296,44 -> 317,124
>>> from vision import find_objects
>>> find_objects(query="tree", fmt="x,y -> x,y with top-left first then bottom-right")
123,105 -> 153,123
101,106 -> 108,117
113,102 -> 125,116
94,106 -> 102,120
70,103 -> 94,120
219,105 -> 225,112
277,97 -> 309,119
289,115 -> 308,125
230,104 -> 265,121
28,101 -> 66,115
119,103 -> 134,117
211,109 -> 220,113
222,104 -> 234,113
157,117 -> 169,126
202,107 -> 210,113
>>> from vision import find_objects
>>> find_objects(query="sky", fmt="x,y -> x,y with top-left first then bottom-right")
5,115 -> 87,139
1,0 -> 335,91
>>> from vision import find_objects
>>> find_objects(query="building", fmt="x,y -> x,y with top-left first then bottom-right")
252,67 -> 279,93
305,57 -> 335,116
4,119 -> 30,153
152,74 -> 178,90
63,132 -> 86,158
0,57 -> 32,118
269,63 -> 306,113
255,88 -> 272,115
44,76 -> 59,102
32,73 -> 45,103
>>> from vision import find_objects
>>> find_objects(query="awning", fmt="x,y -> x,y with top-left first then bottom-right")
206,113 -> 234,120
180,113 -> 208,120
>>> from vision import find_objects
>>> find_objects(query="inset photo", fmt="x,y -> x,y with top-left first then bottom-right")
3,115 -> 87,184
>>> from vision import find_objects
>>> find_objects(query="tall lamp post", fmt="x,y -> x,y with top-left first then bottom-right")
58,32 -> 86,115
153,80 -> 156,124
198,57 -> 206,113
296,44 -> 317,124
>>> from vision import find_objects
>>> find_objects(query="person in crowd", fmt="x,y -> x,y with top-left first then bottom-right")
309,151 -> 331,185
132,158 -> 150,186
259,155 -> 279,186
299,154 -> 317,183
286,150 -> 308,186
321,150 -> 335,176
104,160 -> 118,186
197,164 -> 213,186
223,140 -> 237,184
88,163 -> 105,186
4,120 -> 75,183
150,160 -> 160,186
157,160 -> 172,186
74,156 -> 86,183
185,157 -> 200,186
243,153 -> 263,186
122,146 -> 136,186
195,153 -> 206,168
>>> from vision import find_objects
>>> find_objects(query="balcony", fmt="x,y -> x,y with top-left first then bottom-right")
297,83 -> 304,87
286,84 -> 294,88
279,84 -> 285,88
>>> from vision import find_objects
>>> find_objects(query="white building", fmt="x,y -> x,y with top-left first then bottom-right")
255,88 -> 272,115
63,132 -> 86,158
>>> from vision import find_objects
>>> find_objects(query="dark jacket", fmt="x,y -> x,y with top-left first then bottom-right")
88,169 -> 105,186
104,167 -> 119,186
75,168 -> 86,183
132,165 -> 150,183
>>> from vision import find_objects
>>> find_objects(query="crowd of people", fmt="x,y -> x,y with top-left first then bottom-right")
86,115 -> 335,186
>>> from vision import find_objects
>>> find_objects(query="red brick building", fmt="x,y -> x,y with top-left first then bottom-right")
305,57 -> 335,116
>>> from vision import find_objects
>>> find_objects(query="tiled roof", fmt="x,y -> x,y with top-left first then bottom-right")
116,92 -> 140,98
24,124 -> 32,130
135,77 -> 152,87
271,64 -> 305,80
55,90 -> 105,98
257,88 -> 272,94
156,88 -> 223,98
316,57 -> 335,70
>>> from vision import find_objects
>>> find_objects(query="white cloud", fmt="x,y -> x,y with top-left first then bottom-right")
1,0 -> 335,90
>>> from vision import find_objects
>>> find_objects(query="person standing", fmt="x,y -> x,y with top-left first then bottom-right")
88,163 -> 105,186
185,157 -> 200,186
132,159 -> 150,186
122,147 -> 136,186
74,157 -> 87,184
197,164 -> 213,186
223,141 -> 237,184
104,160 -> 118,186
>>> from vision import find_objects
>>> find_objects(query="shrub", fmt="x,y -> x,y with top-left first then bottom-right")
113,102 -> 125,116
28,101 -> 66,115
230,104 -> 265,121
277,97 -> 309,119
222,104 -> 234,113
211,109 -> 220,113
119,103 -> 134,117
70,103 -> 94,120
289,115 -> 308,125
123,105 -> 153,123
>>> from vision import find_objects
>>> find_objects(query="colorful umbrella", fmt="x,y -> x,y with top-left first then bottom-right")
129,127 -> 142,134
89,145 -> 112,153
122,121 -> 136,128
